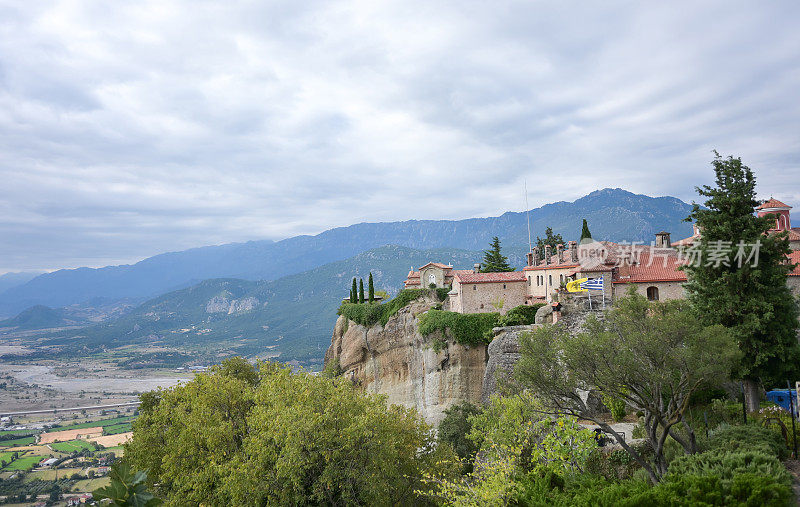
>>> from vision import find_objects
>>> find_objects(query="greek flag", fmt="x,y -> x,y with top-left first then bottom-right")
580,277 -> 604,291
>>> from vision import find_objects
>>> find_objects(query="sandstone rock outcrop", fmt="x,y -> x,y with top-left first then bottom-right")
324,293 -> 487,426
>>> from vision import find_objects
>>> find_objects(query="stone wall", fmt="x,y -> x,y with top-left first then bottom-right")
324,293 -> 487,426
451,279 -> 527,315
613,281 -> 686,301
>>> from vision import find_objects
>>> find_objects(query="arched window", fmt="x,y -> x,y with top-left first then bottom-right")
503,284 -> 506,289
549,275 -> 553,286
647,286 -> 659,301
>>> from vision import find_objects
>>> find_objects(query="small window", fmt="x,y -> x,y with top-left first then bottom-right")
473,285 -> 477,291
549,275 -> 553,286
503,284 -> 506,289
527,277 -> 531,286
480,303 -> 484,309
647,286 -> 659,301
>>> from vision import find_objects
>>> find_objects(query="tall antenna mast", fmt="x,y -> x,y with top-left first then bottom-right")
525,179 -> 532,252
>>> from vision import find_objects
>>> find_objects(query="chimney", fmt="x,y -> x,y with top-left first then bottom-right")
473,263 -> 480,274
568,241 -> 578,263
655,231 -> 671,248
526,251 -> 534,267
556,244 -> 564,264
544,245 -> 552,265
533,247 -> 541,266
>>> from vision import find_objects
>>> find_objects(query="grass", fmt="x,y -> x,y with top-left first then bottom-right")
0,451 -> 15,463
50,440 -> 96,453
72,477 -> 111,492
1,455 -> 42,471
0,436 -> 35,448
105,445 -> 125,457
103,422 -> 132,435
25,467 -> 83,481
45,416 -> 134,433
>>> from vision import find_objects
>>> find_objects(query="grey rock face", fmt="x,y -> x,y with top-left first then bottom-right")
534,304 -> 553,324
481,325 -> 539,403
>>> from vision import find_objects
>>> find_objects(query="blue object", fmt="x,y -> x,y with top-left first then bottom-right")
766,389 -> 797,412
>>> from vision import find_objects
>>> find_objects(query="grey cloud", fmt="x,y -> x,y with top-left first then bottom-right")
1,0 -> 799,273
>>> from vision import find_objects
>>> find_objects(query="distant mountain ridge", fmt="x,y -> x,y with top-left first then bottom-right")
0,188 -> 694,317
32,245 -> 487,367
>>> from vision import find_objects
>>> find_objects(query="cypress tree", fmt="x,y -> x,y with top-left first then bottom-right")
481,237 -> 514,272
351,278 -> 357,303
682,152 -> 800,411
368,273 -> 375,302
358,279 -> 365,303
580,219 -> 592,243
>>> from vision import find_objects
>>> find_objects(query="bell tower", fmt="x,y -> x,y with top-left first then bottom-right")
757,198 -> 791,231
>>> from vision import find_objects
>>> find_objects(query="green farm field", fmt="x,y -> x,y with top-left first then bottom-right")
0,436 -> 35,448
1,455 -> 41,471
50,440 -> 96,453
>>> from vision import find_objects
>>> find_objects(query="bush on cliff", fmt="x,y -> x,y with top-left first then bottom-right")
418,309 -> 499,347
337,288 -> 449,328
125,357 -> 457,506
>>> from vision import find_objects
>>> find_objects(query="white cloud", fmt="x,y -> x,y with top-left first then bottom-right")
1,0 -> 799,272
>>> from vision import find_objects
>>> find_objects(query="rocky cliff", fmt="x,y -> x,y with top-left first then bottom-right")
324,293 -> 488,426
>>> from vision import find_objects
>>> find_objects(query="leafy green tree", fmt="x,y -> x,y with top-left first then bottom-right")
535,227 -> 565,252
350,278 -> 357,303
580,219 -> 592,243
427,393 -> 594,505
682,153 -> 800,411
358,278 -> 365,303
92,463 -> 161,506
49,485 -> 61,503
368,273 -> 375,302
125,358 -> 456,506
438,402 -> 482,473
514,292 -> 738,483
481,237 -> 514,272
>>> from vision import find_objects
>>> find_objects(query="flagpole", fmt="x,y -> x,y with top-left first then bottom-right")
601,276 -> 605,310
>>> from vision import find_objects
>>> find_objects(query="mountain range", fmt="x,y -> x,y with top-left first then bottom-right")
0,188 -> 694,318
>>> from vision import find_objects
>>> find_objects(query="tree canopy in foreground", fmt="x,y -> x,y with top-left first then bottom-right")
514,292 -> 738,483
125,357 -> 455,506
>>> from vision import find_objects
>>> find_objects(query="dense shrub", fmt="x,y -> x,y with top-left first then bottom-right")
496,304 -> 544,326
337,301 -> 384,327
512,469 -> 793,506
707,424 -> 787,459
666,449 -> 792,488
337,288 -> 438,327
418,309 -> 499,346
438,402 -> 483,474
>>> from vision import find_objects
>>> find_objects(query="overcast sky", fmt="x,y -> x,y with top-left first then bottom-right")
1,1 -> 799,274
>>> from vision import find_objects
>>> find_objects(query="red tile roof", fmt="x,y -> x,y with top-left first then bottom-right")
454,271 -> 526,284
789,250 -> 800,276
612,250 -> 688,283
758,198 -> 791,210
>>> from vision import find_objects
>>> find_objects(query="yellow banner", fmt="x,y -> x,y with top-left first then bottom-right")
566,277 -> 588,293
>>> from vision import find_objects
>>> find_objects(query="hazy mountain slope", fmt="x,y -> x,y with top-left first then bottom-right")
37,245 -> 486,367
0,305 -> 72,330
0,188 -> 694,316
0,271 -> 45,296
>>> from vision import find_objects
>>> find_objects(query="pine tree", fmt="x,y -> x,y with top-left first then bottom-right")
359,279 -> 365,304
580,219 -> 592,243
535,227 -> 565,251
682,152 -> 800,411
350,278 -> 357,303
368,273 -> 375,303
481,237 -> 514,272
